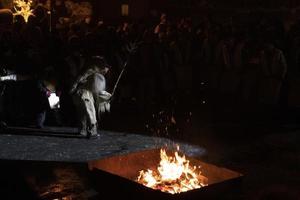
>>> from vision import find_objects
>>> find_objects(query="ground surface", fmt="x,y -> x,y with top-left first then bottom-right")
0,128 -> 205,162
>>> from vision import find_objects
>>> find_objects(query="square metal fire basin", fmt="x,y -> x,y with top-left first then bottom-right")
88,149 -> 243,200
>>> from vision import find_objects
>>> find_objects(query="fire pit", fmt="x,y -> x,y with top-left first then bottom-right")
88,149 -> 243,199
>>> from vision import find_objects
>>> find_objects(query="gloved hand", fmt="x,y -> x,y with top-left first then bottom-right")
99,91 -> 112,101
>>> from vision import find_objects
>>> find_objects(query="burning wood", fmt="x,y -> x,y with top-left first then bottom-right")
137,149 -> 208,194
89,148 -> 242,199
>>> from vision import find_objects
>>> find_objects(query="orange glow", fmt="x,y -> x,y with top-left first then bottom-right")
137,149 -> 207,194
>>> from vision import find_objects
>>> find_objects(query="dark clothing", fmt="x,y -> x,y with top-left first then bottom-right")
1,80 -> 50,127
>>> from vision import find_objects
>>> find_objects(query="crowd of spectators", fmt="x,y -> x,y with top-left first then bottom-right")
1,3 -> 299,126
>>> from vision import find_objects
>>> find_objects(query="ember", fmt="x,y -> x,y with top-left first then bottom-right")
137,149 -> 208,194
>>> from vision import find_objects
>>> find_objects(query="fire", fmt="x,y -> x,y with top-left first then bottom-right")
13,0 -> 34,23
137,149 -> 207,194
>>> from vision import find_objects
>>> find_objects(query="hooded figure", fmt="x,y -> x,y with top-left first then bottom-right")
71,56 -> 111,138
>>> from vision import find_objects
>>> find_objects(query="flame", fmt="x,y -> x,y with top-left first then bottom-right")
13,0 -> 34,23
137,149 -> 207,194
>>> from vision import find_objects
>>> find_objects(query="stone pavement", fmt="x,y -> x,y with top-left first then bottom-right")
0,129 -> 206,162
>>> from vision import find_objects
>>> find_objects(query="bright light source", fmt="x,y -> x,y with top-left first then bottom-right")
0,74 -> 17,81
48,93 -> 60,109
121,4 -> 129,16
13,0 -> 34,23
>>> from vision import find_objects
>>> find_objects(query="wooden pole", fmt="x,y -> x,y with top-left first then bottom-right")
49,0 -> 54,33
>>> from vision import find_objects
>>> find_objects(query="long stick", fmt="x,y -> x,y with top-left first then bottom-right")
111,61 -> 128,97
111,41 -> 140,97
